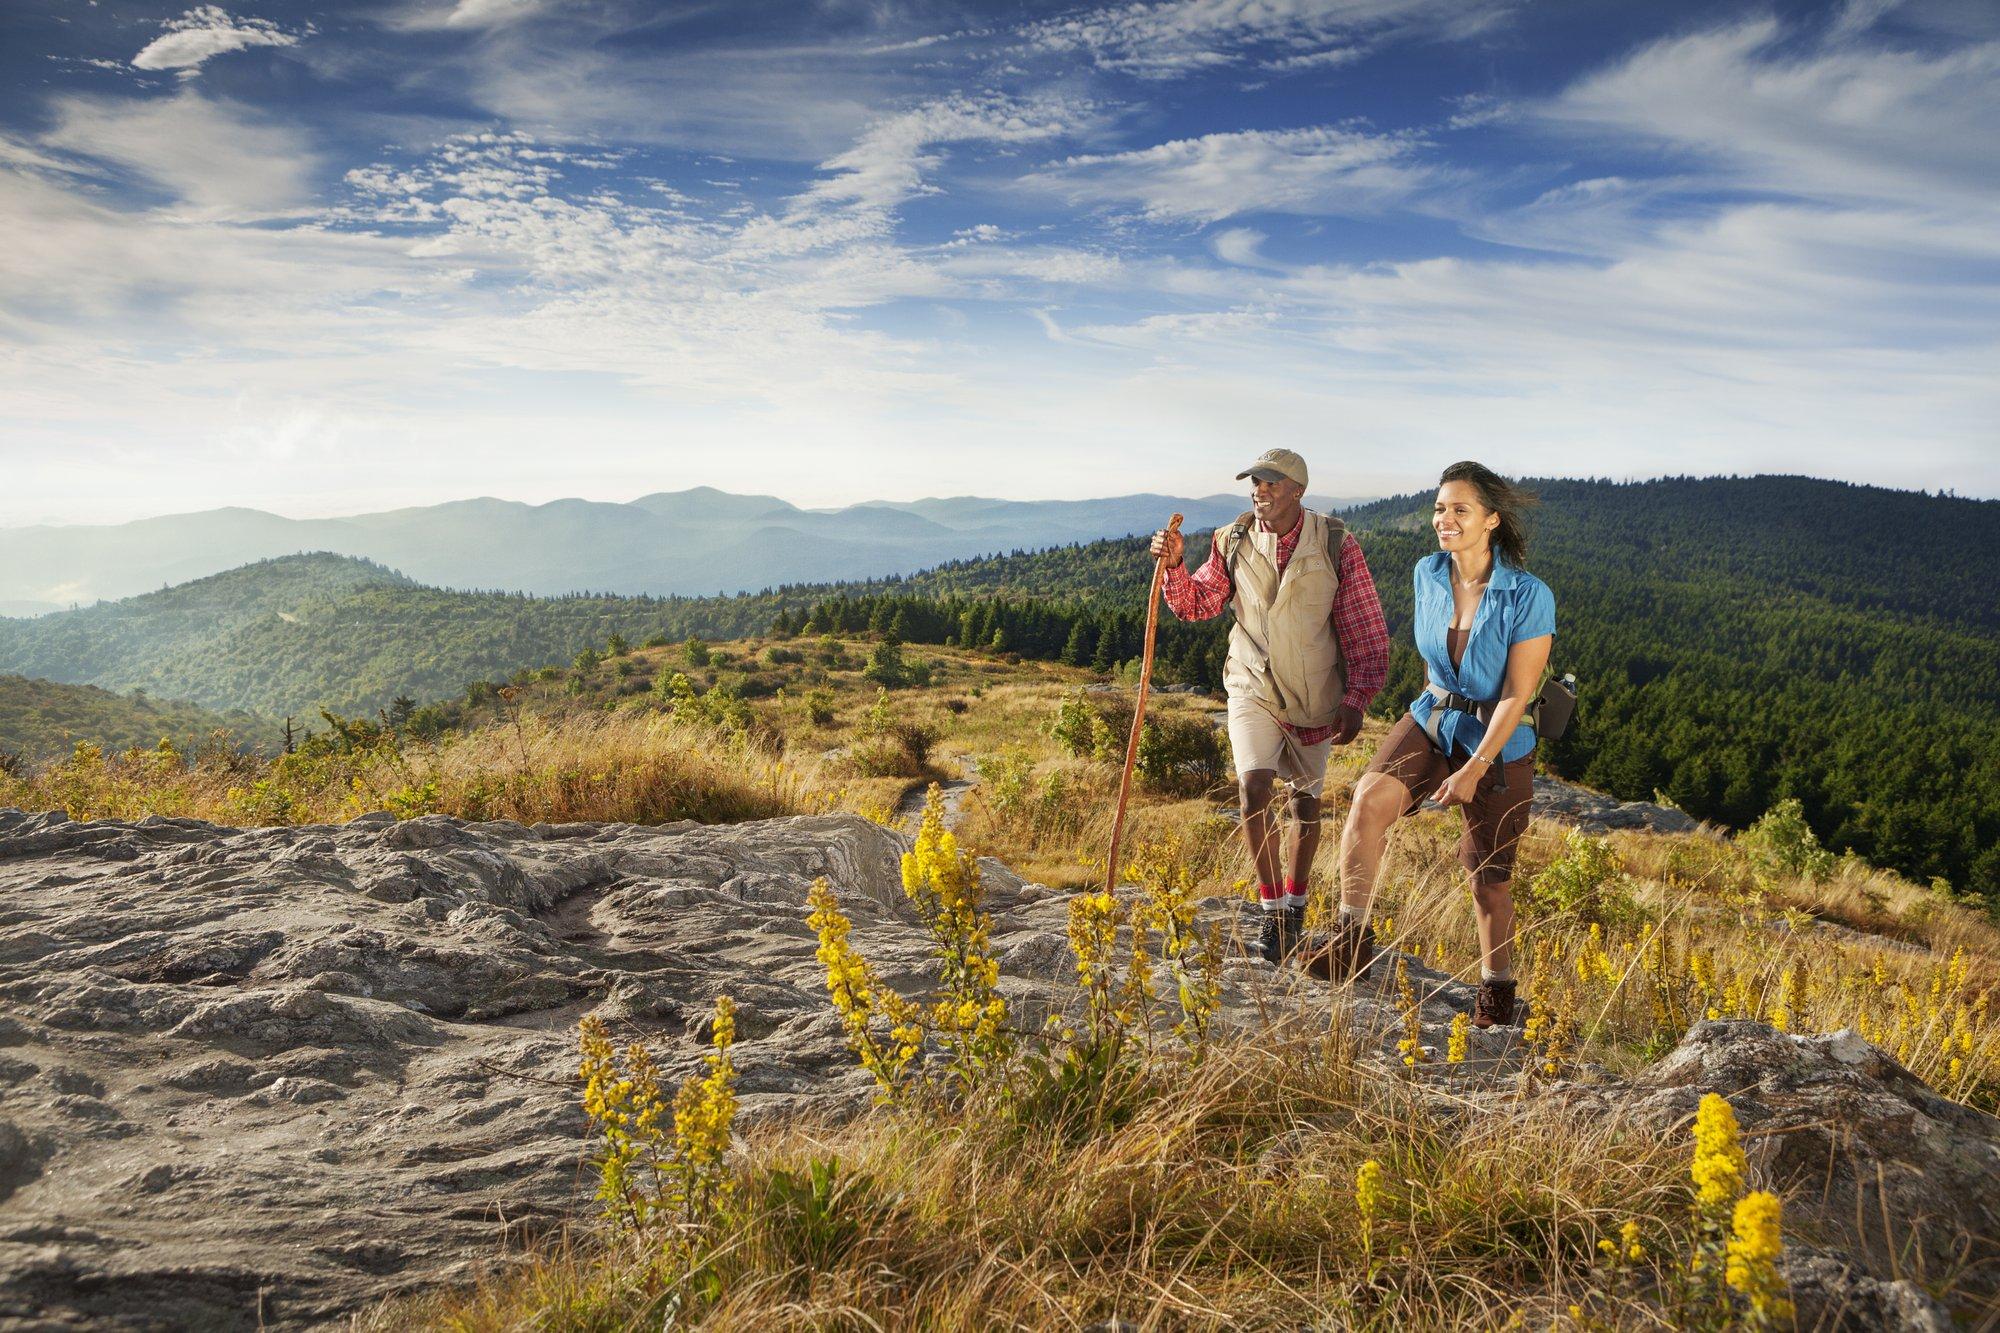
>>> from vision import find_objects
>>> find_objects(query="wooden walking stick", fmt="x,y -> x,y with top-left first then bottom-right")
1103,513 -> 1183,895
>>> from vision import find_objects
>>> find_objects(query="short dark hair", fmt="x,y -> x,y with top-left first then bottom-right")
1438,461 -> 1538,568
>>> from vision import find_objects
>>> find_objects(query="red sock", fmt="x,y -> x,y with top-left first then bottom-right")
1257,881 -> 1281,906
1282,877 -> 1298,897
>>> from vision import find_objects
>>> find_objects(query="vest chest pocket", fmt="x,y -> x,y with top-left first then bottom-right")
1279,550 -> 1334,604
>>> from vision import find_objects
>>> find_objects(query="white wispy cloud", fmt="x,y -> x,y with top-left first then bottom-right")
1539,16 -> 2000,212
1040,124 -> 1439,223
1021,0 -> 1512,80
131,6 -> 306,76
39,92 -> 319,221
3,0 -> 1996,523
732,95 -> 1080,257
443,0 -> 552,29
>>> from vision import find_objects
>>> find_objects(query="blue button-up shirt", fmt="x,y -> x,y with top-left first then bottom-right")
1407,551 -> 1557,764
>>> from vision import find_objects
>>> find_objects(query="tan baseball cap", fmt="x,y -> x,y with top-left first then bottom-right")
1236,447 -> 1308,488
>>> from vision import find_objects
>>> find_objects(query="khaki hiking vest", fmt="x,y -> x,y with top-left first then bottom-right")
1219,508 -> 1348,729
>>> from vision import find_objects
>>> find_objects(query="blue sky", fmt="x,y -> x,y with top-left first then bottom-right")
1,0 -> 1995,524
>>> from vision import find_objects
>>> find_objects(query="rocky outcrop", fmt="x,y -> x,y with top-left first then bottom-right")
0,806 -> 1992,1330
0,807 -> 932,1329
1529,774 -> 1702,835
1624,1022 -> 1998,1323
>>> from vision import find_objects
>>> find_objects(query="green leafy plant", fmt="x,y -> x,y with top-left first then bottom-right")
1740,798 -> 1836,882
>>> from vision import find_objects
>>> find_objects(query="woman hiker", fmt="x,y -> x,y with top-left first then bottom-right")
1303,461 -> 1554,1029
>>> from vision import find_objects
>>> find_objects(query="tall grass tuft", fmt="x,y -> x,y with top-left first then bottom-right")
0,710 -> 837,829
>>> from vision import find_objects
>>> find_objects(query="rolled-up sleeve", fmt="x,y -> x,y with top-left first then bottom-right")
1510,577 -> 1556,644
1161,537 -> 1235,622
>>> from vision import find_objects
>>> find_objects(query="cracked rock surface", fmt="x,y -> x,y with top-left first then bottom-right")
0,806 -> 1992,1331
0,808 -> 945,1330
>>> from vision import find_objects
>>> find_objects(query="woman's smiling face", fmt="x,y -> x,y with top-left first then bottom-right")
1433,480 -> 1497,554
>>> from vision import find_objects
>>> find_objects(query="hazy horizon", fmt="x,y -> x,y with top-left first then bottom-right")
3,468 -> 1994,533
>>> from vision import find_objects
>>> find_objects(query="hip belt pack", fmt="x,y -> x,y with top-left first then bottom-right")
1419,674 -> 1578,791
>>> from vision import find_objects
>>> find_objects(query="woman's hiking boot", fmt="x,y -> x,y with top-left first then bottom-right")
1282,902 -> 1306,960
1472,978 -> 1517,1029
1296,918 -> 1375,982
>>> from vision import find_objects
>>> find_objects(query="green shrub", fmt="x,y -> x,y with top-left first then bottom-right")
1050,689 -> 1137,764
803,687 -> 837,726
655,672 -> 752,733
1739,797 -> 1836,882
862,641 -> 910,689
983,747 -> 1034,819
1135,714 -> 1226,797
852,722 -> 940,778
1523,828 -> 1641,924
1051,691 -> 1096,757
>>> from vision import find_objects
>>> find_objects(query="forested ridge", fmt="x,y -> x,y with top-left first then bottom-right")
0,476 -> 1990,895
0,553 -> 788,721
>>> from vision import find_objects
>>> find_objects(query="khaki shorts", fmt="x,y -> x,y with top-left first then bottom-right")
1225,695 -> 1332,798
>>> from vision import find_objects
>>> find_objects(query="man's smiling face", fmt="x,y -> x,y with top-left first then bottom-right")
1250,474 -> 1304,521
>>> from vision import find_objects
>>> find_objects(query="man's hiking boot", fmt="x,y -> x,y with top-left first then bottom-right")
1472,978 -> 1517,1029
1256,910 -> 1285,965
1296,918 -> 1376,983
1248,908 -> 1296,960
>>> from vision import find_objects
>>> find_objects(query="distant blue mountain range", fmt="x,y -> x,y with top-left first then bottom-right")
0,488 -> 1377,609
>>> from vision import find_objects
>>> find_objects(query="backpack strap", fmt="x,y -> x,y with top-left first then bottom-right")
1218,510 -> 1257,579
1322,514 -> 1348,569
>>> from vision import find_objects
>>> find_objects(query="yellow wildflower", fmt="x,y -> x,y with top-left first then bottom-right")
1355,1158 -> 1384,1224
1692,1092 -> 1747,1214
1725,1190 -> 1793,1323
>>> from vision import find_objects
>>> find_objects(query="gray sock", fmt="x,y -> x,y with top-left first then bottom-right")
1338,905 -> 1369,931
1480,966 -> 1514,984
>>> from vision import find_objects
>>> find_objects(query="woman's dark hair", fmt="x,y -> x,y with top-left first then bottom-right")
1438,461 -> 1538,569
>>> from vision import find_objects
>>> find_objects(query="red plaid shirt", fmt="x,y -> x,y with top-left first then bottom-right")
1162,513 -> 1389,743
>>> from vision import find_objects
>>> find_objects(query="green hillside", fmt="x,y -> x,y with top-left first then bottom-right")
0,552 -> 415,692
0,675 -> 266,763
0,552 -> 795,721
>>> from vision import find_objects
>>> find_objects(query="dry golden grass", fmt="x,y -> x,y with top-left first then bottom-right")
361,1022 -> 1701,1332
0,709 -> 839,829
1345,802 -> 2000,1106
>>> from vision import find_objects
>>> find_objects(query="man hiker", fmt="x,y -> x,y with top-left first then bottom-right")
1150,448 -> 1390,965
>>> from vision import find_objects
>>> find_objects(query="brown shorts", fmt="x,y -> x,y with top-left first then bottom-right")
1362,713 -> 1535,888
